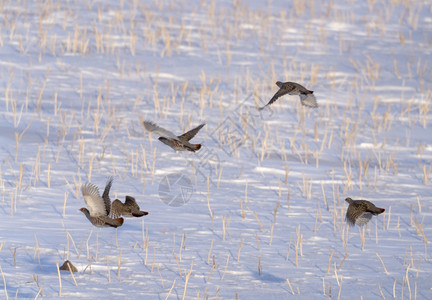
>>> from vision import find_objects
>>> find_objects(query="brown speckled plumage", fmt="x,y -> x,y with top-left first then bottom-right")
80,182 -> 124,228
259,81 -> 318,110
111,196 -> 149,218
345,197 -> 385,226
143,121 -> 205,152
102,177 -> 148,218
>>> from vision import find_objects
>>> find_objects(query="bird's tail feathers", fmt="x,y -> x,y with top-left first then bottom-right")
189,144 -> 201,151
132,211 -> 149,217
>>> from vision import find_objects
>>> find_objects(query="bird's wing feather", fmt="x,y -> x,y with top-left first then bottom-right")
259,85 -> 296,110
143,121 -> 180,140
81,183 -> 107,216
179,124 -> 205,141
355,212 -> 373,226
125,196 -> 140,210
268,87 -> 290,104
102,177 -> 114,215
299,93 -> 318,108
110,199 -> 124,218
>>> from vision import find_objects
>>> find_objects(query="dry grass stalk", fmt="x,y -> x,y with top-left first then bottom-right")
0,262 -> 8,300
416,258 -> 421,278
217,166 -> 223,188
11,248 -> 17,268
361,226 -> 366,251
273,201 -> 280,224
337,275 -> 343,300
221,254 -> 230,280
253,211 -> 264,232
157,264 -> 165,288
314,199 -> 322,233
413,217 -> 428,244
206,258 -> 216,283
237,237 -> 245,262
207,177 -> 214,230
255,233 -> 260,251
404,265 -> 411,299
334,262 -> 341,287
86,229 -> 93,260
257,256 -> 262,276
295,226 -> 301,267
327,250 -> 334,274
416,195 -> 422,214
179,233 -> 186,262
106,256 -> 111,283
165,279 -> 176,300
144,229 -> 149,265
33,274 -> 43,296
376,253 -> 389,274
393,278 -> 397,298
286,278 -> 295,295
174,254 -> 182,277
117,250 -> 122,278
207,239 -> 214,265
33,234 -> 41,267
62,192 -> 68,218
55,261 -> 62,296
338,251 -> 348,271
240,198 -> 246,219
182,261 -> 194,300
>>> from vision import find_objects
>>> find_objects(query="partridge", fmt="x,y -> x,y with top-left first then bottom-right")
111,196 -> 148,218
259,81 -> 318,110
143,121 -> 205,152
80,182 -> 124,228
103,177 -> 148,218
345,197 -> 385,226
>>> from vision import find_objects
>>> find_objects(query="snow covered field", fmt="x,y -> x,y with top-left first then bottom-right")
1,0 -> 431,298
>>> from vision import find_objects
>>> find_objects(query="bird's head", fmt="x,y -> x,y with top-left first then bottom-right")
276,81 -> 284,88
79,207 -> 89,214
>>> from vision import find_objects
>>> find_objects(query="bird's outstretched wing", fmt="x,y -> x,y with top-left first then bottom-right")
143,121 -> 179,140
124,196 -> 139,208
354,213 -> 373,226
102,177 -> 114,215
179,124 -> 205,141
258,85 -> 296,110
299,93 -> 318,108
81,183 -> 107,216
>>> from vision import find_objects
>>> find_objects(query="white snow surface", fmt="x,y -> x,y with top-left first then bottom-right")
0,0 -> 431,299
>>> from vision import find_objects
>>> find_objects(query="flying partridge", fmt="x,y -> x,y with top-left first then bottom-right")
259,81 -> 318,110
345,197 -> 385,226
143,121 -> 205,152
111,196 -> 148,218
103,177 -> 148,218
80,182 -> 124,228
